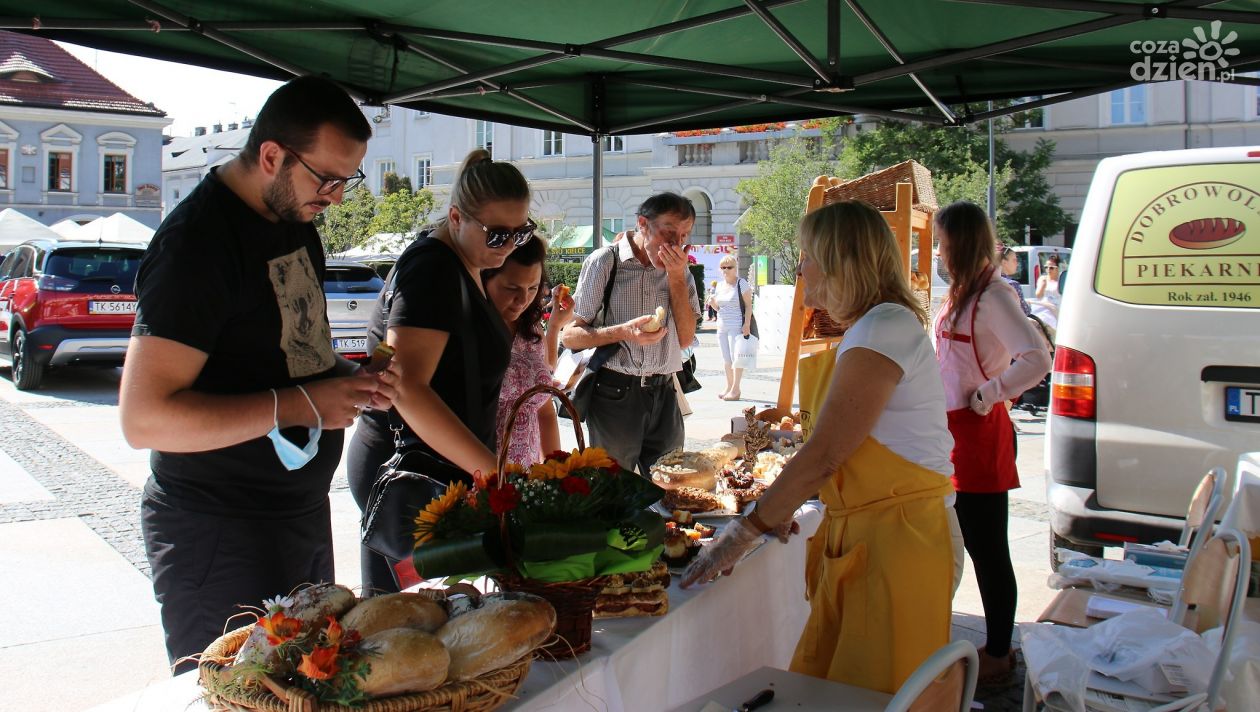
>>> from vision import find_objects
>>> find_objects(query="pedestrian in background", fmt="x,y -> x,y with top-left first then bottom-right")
707,253 -> 754,401
934,201 -> 1051,685
120,76 -> 398,672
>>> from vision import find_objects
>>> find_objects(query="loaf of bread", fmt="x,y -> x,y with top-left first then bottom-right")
236,583 -> 358,672
651,448 -> 719,491
437,592 -> 556,681
700,442 -> 740,468
358,628 -> 450,696
641,306 -> 666,332
339,592 -> 448,639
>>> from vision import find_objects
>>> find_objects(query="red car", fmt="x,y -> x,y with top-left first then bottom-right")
0,238 -> 146,390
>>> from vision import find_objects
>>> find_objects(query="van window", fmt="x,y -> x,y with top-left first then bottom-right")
1095,163 -> 1260,308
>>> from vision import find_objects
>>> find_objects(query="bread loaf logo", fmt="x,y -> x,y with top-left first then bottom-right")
1121,180 -> 1260,289
1169,218 -> 1246,250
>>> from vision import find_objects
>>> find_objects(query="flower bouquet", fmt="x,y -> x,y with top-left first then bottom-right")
408,385 -> 666,656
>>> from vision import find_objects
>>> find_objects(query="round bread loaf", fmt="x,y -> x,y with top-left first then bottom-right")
359,628 -> 450,696
651,465 -> 716,491
437,592 -> 556,681
700,442 -> 740,468
339,593 -> 448,639
236,583 -> 357,673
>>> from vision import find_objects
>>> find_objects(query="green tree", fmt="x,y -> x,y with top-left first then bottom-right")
369,186 -> 436,239
316,185 -> 376,254
381,172 -> 413,196
840,117 -> 1067,242
735,135 -> 842,283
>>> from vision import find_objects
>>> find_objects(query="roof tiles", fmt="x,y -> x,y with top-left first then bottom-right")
0,31 -> 164,117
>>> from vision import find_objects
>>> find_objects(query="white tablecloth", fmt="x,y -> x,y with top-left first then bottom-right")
87,504 -> 824,712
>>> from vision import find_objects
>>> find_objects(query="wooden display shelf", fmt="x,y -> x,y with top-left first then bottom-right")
772,174 -> 937,417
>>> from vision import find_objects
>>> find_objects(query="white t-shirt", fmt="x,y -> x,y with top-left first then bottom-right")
837,303 -> 955,483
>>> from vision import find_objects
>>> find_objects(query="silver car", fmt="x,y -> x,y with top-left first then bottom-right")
324,260 -> 385,363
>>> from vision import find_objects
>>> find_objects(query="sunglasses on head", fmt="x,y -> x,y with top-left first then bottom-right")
460,210 -> 536,248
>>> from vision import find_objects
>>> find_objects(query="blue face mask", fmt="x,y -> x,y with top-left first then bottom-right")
267,386 -> 322,471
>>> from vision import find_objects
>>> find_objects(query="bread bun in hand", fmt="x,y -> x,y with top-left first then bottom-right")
555,283 -> 573,309
339,592 -> 448,639
437,592 -> 556,680
359,628 -> 450,696
641,306 -> 666,333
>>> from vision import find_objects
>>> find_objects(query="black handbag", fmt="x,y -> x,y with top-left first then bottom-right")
677,353 -> 702,393
561,250 -> 619,422
736,278 -> 759,339
360,263 -> 479,562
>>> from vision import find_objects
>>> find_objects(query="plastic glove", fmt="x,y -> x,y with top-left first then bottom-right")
680,516 -> 762,588
969,388 -> 993,416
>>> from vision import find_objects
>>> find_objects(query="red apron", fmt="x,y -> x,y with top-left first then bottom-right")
939,270 -> 1020,493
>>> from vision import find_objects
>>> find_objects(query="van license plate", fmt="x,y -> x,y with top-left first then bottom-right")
1226,387 -> 1260,423
333,338 -> 367,352
88,301 -> 137,314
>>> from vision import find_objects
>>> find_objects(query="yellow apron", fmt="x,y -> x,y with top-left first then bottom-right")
789,348 -> 955,694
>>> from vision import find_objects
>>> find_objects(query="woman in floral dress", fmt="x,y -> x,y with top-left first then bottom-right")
485,236 -> 574,467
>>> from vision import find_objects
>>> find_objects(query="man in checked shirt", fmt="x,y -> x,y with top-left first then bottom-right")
562,193 -> 701,475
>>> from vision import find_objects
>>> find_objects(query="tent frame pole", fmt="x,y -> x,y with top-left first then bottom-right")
844,0 -> 956,122
744,0 -> 834,83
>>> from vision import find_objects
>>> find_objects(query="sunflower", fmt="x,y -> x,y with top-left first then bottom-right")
564,447 -> 615,473
413,481 -> 468,546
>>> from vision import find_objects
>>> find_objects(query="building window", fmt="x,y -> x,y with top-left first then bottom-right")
1109,86 -> 1147,125
376,160 -> 396,193
0,148 -> 7,189
602,135 -> 624,153
48,152 -> 73,191
602,217 -> 624,236
103,154 -> 127,193
542,130 -> 564,157
1010,96 -> 1044,129
414,156 -> 432,189
475,121 -> 494,155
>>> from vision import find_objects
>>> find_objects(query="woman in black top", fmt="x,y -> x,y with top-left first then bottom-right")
348,148 -> 533,593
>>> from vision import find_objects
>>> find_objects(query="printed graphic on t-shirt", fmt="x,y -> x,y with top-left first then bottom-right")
268,248 -> 334,378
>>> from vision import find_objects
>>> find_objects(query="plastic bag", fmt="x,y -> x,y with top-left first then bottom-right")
1020,622 -> 1091,712
1201,620 -> 1260,711
1052,549 -> 1182,592
1087,608 -> 1213,689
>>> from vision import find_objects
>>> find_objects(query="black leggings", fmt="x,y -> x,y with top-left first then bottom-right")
954,491 -> 1017,657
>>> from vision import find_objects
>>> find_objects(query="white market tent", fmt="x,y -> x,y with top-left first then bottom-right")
0,208 -> 61,253
334,232 -> 415,259
48,219 -> 84,238
67,212 -> 155,245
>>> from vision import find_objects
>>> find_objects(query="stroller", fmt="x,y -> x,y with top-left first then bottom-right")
1014,313 -> 1055,415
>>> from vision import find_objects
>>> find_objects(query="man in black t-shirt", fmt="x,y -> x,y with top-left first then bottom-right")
119,77 -> 398,672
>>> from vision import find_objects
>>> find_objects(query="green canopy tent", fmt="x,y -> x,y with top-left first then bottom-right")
8,0 -> 1256,243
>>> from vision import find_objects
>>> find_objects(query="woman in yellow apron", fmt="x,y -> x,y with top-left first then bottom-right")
682,201 -> 957,694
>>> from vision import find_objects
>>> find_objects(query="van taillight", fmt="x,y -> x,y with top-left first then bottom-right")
1052,346 -> 1096,420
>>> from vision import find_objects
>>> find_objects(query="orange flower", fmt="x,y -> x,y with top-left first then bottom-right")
297,645 -> 340,681
323,616 -> 344,647
413,481 -> 467,546
257,611 -> 301,645
565,447 -> 615,472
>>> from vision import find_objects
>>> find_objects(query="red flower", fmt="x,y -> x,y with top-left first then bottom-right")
297,645 -> 340,681
545,450 -> 570,463
257,611 -> 301,645
560,476 -> 591,496
488,483 -> 520,514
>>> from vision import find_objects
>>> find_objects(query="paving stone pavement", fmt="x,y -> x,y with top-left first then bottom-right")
0,394 -> 150,576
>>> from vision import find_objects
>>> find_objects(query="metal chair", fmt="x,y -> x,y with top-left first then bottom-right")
886,639 -> 979,712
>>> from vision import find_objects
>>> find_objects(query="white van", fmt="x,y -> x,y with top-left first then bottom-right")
1046,146 -> 1260,560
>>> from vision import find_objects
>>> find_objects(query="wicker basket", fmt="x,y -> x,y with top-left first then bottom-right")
198,621 -> 531,712
491,384 -> 611,660
823,159 -> 937,214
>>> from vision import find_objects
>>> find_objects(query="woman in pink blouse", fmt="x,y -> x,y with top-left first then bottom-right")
483,237 -> 572,467
933,201 -> 1051,685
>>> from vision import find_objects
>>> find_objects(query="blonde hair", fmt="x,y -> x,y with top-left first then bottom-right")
798,200 -> 928,327
449,148 -> 530,218
719,254 -> 737,268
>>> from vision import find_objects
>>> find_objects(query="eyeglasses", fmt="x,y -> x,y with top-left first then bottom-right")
460,210 -> 536,248
277,143 -> 366,195
720,265 -> 734,270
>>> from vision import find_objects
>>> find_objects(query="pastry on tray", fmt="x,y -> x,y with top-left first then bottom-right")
661,486 -> 723,513
662,523 -> 703,567
595,561 -> 671,618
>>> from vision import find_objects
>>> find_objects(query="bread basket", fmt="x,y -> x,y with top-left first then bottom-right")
198,590 -> 532,712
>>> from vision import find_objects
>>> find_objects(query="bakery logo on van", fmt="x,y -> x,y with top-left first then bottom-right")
1123,181 -> 1260,287
1129,20 -> 1239,83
